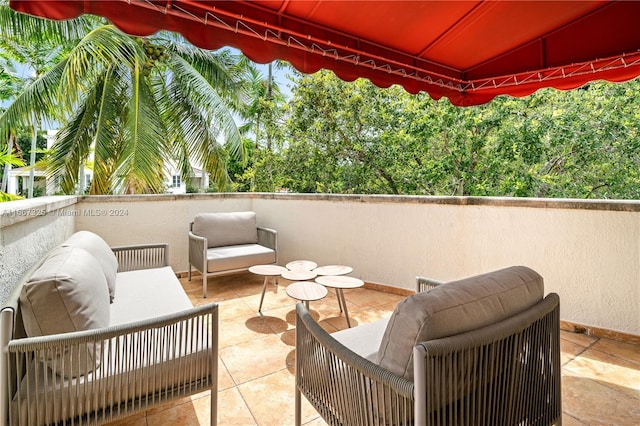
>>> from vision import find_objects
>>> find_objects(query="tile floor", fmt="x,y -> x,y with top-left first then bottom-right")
107,271 -> 640,426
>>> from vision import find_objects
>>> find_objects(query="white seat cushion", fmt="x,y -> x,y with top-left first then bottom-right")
110,266 -> 192,325
332,317 -> 390,362
206,244 -> 275,272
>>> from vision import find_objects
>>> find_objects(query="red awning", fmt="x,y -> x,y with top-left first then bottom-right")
9,0 -> 640,106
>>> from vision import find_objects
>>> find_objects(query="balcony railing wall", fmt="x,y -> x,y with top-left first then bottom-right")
1,194 -> 638,337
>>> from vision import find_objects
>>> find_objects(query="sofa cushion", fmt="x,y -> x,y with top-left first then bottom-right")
206,244 -> 275,272
20,246 -> 110,378
62,231 -> 118,302
110,266 -> 193,325
376,266 -> 544,380
193,211 -> 258,248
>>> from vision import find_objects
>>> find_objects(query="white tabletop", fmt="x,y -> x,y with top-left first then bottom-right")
313,265 -> 353,276
316,275 -> 364,289
249,264 -> 288,276
282,269 -> 318,281
286,281 -> 328,302
286,260 -> 318,271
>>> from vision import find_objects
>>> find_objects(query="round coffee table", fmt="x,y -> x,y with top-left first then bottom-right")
285,260 -> 318,271
315,275 -> 364,328
281,269 -> 318,281
249,264 -> 288,313
285,281 -> 328,309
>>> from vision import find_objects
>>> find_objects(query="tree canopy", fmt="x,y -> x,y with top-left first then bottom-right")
240,71 -> 639,200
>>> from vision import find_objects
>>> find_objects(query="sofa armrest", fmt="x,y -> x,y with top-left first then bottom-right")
415,276 -> 445,293
111,243 -> 169,272
295,303 -> 413,426
7,303 -> 218,425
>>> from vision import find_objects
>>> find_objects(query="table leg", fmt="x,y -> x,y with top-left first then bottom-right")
335,288 -> 343,312
337,289 -> 352,328
258,276 -> 269,313
304,300 -> 310,310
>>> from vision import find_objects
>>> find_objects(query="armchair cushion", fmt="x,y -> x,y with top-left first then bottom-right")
192,211 -> 258,248
376,266 -> 544,380
62,230 -> 118,301
206,244 -> 275,272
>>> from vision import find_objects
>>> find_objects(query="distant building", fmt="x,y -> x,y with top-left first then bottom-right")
5,130 -> 209,196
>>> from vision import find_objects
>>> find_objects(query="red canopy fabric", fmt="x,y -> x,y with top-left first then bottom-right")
10,0 -> 640,106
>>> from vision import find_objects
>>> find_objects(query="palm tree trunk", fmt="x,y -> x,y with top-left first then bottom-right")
1,135 -> 14,192
27,119 -> 38,198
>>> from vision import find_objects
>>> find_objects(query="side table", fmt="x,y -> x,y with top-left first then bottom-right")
315,275 -> 364,328
286,281 -> 328,309
249,264 -> 288,313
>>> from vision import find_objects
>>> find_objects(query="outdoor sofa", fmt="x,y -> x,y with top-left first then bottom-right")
188,211 -> 277,297
0,231 -> 218,426
295,265 -> 561,425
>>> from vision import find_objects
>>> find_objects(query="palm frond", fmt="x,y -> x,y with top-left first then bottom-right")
0,3 -> 97,45
0,58 -> 67,139
91,65 -> 126,194
116,63 -> 167,194
59,25 -> 143,109
47,83 -> 100,194
167,55 -> 244,161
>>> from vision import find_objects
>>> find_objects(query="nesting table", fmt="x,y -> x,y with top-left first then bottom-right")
248,264 -> 288,313
285,281 -> 328,309
315,275 -> 364,327
250,260 -> 363,325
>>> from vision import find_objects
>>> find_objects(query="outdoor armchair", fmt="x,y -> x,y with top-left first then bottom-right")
295,266 -> 561,425
188,211 -> 277,298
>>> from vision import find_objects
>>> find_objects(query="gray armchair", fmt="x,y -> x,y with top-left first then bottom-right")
295,266 -> 561,425
188,211 -> 277,298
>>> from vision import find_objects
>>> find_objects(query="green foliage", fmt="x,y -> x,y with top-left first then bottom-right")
265,71 -> 639,199
0,4 -> 250,195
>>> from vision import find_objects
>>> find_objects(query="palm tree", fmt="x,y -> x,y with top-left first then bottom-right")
237,61 -> 288,191
0,4 -> 249,195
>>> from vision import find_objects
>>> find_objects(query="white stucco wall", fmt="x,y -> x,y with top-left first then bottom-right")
2,194 -> 638,336
0,196 -> 77,303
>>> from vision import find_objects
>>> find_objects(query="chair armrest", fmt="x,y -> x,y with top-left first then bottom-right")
7,304 -> 218,425
188,231 -> 207,273
415,276 -> 445,293
257,227 -> 277,250
295,303 -> 413,425
111,243 -> 169,272
413,294 -> 561,425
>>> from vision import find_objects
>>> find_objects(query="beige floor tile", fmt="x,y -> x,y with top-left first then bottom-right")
344,287 -> 405,308
104,411 -> 147,426
238,369 -> 321,426
218,315 -> 274,349
560,330 -> 598,347
216,387 -> 257,425
562,370 -> 640,425
591,338 -> 640,365
564,347 -> 640,399
220,334 -> 291,384
561,413 -> 588,425
218,359 -> 236,390
145,393 -> 211,425
561,338 -> 590,365
217,298 -> 258,321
